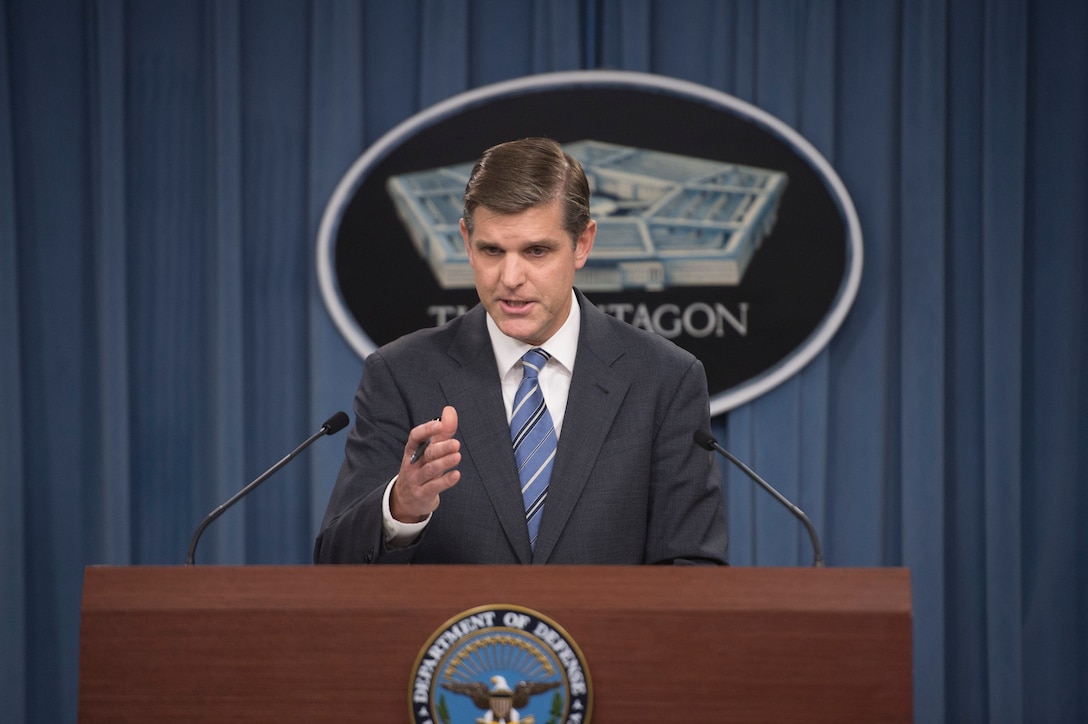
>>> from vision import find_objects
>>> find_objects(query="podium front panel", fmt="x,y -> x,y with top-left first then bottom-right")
79,566 -> 911,722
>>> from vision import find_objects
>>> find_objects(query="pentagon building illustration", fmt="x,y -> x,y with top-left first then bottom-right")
386,140 -> 788,291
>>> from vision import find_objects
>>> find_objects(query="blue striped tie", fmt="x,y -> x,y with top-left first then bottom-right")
511,348 -> 556,552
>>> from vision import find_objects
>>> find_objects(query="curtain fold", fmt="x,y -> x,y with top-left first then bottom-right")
899,1 -> 948,720
202,0 -> 246,564
1022,3 -> 1088,720
305,0 -> 368,537
2,1 -> 1086,722
824,0 -> 899,567
89,0 -> 132,565
980,0 -> 1028,719
0,3 -> 28,719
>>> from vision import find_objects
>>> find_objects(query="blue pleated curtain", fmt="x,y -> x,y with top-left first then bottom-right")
1,1 -> 1085,722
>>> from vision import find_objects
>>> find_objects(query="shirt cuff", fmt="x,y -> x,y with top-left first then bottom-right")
382,475 -> 430,548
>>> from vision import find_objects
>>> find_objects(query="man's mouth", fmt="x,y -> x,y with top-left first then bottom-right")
502,299 -> 533,311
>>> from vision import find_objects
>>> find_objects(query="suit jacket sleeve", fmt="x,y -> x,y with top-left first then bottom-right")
642,355 -> 728,565
313,350 -> 422,564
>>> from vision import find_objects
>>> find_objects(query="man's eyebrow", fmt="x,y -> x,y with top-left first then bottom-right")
472,236 -> 563,247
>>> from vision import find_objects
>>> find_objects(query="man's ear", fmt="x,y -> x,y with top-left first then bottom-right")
460,218 -> 474,267
573,219 -> 596,269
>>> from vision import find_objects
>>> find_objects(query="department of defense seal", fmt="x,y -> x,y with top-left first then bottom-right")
410,605 -> 592,724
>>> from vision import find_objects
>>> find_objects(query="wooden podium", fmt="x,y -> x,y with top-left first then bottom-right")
79,566 -> 911,722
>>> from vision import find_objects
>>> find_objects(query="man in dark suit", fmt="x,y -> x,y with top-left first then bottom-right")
315,137 -> 727,565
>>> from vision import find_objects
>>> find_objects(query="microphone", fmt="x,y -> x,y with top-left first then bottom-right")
185,411 -> 350,565
694,429 -> 826,567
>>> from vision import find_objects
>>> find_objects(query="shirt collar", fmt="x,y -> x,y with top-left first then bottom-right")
486,289 -> 581,377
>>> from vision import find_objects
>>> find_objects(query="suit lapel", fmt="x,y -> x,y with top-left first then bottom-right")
440,308 -> 533,563
533,292 -> 630,563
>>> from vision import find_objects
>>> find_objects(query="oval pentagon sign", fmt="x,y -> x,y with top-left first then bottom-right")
317,70 -> 862,415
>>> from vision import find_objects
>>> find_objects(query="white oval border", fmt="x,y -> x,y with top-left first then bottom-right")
316,70 -> 863,416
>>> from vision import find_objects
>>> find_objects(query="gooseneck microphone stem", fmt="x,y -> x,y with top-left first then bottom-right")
185,412 -> 349,565
694,430 -> 825,567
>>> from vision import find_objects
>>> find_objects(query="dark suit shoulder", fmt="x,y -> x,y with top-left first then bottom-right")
578,290 -> 701,372
368,304 -> 487,368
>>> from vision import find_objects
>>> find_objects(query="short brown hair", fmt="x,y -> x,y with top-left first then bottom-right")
462,137 -> 591,244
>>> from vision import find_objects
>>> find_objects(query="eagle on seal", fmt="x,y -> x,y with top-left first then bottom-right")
441,674 -> 560,723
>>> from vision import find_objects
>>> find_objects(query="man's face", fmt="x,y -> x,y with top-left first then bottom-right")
461,199 -> 596,346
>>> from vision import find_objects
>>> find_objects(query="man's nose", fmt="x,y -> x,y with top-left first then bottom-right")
498,255 -> 525,288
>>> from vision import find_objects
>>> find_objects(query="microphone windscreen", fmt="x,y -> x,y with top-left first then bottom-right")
323,411 -> 350,435
693,429 -> 717,451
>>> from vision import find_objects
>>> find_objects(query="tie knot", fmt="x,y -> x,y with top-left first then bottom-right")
520,348 -> 550,379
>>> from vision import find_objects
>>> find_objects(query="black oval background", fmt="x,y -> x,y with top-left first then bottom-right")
332,81 -> 848,401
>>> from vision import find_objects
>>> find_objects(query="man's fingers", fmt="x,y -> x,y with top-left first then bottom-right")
391,465 -> 460,523
439,405 -> 458,438
417,467 -> 461,497
410,437 -> 460,468
392,406 -> 462,522
406,406 -> 459,463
